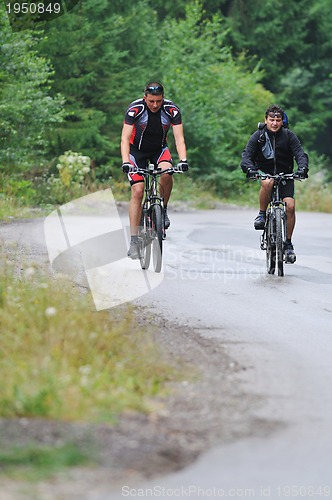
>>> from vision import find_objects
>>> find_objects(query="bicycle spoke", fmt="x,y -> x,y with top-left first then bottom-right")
139,207 -> 151,270
275,207 -> 284,277
266,212 -> 276,274
152,204 -> 163,273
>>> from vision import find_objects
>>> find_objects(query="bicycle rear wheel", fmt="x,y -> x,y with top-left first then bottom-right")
139,209 -> 151,270
152,204 -> 163,273
275,207 -> 284,276
266,213 -> 276,275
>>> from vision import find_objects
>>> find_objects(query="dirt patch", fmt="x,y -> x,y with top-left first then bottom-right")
0,219 -> 274,499
0,313 -> 270,499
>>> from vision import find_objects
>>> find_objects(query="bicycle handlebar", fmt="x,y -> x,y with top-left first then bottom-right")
251,172 -> 303,181
123,163 -> 188,175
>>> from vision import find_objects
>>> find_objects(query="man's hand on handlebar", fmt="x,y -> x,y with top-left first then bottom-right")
177,160 -> 189,172
121,162 -> 132,173
294,168 -> 308,180
246,168 -> 259,180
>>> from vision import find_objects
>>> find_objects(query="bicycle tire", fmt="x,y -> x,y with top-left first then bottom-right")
152,203 -> 163,273
139,209 -> 151,270
275,207 -> 284,276
266,212 -> 276,275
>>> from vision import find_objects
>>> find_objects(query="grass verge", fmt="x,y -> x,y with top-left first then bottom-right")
96,173 -> 332,213
0,443 -> 89,481
0,263 -> 180,423
2,169 -> 332,217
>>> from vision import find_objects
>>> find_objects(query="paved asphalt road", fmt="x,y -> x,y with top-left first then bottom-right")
105,206 -> 332,499
2,205 -> 332,499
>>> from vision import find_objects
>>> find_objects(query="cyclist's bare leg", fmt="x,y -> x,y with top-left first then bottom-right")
158,161 -> 173,205
129,182 -> 144,235
284,196 -> 295,239
259,178 -> 274,211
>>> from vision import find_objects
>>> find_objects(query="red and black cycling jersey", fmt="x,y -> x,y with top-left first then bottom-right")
124,98 -> 182,152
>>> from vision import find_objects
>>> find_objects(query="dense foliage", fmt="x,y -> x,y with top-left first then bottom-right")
0,0 -> 331,198
218,0 -> 332,158
0,8 -> 63,170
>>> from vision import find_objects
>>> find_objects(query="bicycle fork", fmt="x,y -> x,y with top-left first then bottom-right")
151,199 -> 166,240
260,208 -> 271,251
260,203 -> 287,252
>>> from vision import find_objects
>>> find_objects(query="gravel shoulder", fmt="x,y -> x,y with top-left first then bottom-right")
0,217 -> 273,499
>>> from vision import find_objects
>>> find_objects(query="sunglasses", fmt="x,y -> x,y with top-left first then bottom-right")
145,85 -> 164,94
267,113 -> 282,119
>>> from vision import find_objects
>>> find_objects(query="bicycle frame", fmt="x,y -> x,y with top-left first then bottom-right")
143,163 -> 166,232
127,163 -> 185,272
258,173 -> 295,276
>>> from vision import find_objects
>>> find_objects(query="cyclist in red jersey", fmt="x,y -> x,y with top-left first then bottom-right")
121,81 -> 188,259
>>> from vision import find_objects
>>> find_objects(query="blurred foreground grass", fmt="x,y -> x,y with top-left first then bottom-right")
0,263 -> 180,423
0,443 -> 89,481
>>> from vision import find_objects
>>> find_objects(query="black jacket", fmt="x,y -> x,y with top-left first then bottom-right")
241,127 -> 308,175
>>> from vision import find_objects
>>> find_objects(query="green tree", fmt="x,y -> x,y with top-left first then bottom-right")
279,0 -> 332,157
159,3 -> 273,192
38,0 -> 274,189
145,0 -> 187,20
219,0 -> 332,158
39,0 -> 161,167
0,7 -> 63,171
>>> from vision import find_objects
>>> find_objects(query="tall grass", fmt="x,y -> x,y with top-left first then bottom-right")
0,443 -> 89,481
114,172 -> 332,212
0,264 -> 179,422
295,174 -> 332,212
2,162 -> 332,216
0,198 -> 42,221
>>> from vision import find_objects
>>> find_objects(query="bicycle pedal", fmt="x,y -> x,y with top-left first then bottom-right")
285,254 -> 296,264
260,240 -> 266,250
260,235 -> 266,250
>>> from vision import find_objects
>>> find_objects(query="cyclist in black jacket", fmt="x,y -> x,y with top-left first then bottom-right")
241,104 -> 308,263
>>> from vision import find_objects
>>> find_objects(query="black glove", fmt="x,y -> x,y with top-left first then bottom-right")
246,168 -> 258,179
294,168 -> 308,179
177,160 -> 189,172
121,162 -> 132,173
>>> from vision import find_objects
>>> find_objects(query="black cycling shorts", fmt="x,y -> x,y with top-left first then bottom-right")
128,146 -> 172,185
278,179 -> 295,199
260,174 -> 295,199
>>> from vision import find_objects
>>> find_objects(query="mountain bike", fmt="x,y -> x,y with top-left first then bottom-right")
125,162 -> 188,273
254,172 -> 301,277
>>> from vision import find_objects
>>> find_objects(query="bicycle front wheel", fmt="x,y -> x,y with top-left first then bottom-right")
266,212 -> 276,275
152,204 -> 163,273
275,207 -> 285,276
139,209 -> 151,270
